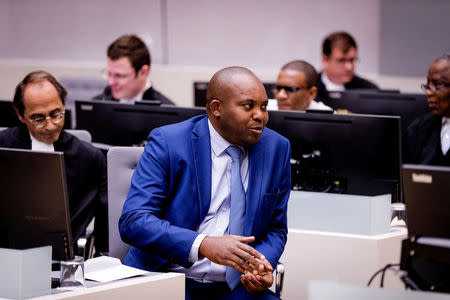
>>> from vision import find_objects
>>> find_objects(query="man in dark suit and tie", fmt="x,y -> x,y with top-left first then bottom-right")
405,54 -> 450,166
119,66 -> 291,299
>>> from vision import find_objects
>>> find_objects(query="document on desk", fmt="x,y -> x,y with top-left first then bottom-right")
84,256 -> 149,283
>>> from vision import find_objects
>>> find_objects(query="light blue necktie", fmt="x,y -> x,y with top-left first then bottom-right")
225,145 -> 246,290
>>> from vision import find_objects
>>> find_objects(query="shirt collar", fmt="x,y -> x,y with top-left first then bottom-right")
442,116 -> 449,125
321,72 -> 345,91
208,119 -> 231,157
207,119 -> 247,159
119,80 -> 152,104
29,131 -> 55,152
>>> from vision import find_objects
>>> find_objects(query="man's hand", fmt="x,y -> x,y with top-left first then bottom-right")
241,257 -> 274,293
198,235 -> 265,274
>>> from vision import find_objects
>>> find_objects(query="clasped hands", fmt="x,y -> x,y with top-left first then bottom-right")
198,235 -> 273,293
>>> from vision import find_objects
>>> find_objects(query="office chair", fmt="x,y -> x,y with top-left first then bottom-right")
66,129 -> 92,143
66,129 -> 96,260
107,146 -> 285,297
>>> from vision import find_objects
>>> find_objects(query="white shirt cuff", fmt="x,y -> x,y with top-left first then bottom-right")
189,234 -> 207,263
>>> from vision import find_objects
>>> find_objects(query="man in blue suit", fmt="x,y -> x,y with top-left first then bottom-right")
119,66 -> 291,299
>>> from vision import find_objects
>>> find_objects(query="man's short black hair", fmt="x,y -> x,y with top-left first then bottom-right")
322,31 -> 357,57
107,34 -> 151,74
13,70 -> 66,117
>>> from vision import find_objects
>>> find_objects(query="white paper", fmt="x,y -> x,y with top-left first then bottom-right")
84,256 -> 149,283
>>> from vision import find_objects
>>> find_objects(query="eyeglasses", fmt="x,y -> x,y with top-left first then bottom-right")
273,85 -> 309,94
421,83 -> 450,93
328,57 -> 359,65
28,111 -> 65,128
101,69 -> 136,81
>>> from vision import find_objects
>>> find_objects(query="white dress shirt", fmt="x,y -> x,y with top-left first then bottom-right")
321,72 -> 345,91
441,117 -> 450,155
267,99 -> 332,111
30,132 -> 54,152
168,119 -> 249,283
118,81 -> 151,104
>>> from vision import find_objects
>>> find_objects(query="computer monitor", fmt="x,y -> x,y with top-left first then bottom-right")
402,164 -> 450,239
267,110 -> 402,202
0,148 -> 74,261
321,91 -> 429,135
0,100 -> 72,129
400,164 -> 450,293
75,100 -> 205,146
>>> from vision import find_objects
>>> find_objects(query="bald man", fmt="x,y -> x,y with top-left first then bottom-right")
119,66 -> 291,299
405,54 -> 450,166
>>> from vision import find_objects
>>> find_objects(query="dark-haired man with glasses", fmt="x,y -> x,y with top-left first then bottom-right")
405,54 -> 450,166
316,31 -> 378,100
0,70 -> 108,255
270,60 -> 332,111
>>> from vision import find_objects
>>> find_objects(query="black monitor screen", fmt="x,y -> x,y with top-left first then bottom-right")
0,148 -> 74,261
75,100 -> 205,146
0,100 -> 72,129
267,110 -> 402,202
322,91 -> 429,134
402,164 -> 450,239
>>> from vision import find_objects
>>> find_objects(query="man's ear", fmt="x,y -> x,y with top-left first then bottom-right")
209,99 -> 222,118
139,65 -> 150,77
308,86 -> 318,101
13,106 -> 26,124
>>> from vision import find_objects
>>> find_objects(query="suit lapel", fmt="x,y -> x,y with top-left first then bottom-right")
424,116 -> 442,163
191,117 -> 212,223
244,139 -> 265,236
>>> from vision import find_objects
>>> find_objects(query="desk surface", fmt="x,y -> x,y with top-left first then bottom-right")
2,272 -> 185,300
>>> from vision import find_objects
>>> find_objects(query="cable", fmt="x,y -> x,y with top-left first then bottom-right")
381,263 -> 400,287
367,263 -> 400,287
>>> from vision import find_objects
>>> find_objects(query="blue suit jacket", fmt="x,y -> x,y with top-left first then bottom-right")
119,115 -> 291,272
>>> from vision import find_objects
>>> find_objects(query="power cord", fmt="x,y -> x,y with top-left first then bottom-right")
367,263 -> 400,287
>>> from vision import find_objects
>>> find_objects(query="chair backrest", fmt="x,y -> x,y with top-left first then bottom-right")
0,127 -> 91,143
66,129 -> 92,143
107,146 -> 144,261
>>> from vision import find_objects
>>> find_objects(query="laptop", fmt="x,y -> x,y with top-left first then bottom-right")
0,147 -> 74,261
402,164 -> 450,240
400,164 -> 450,292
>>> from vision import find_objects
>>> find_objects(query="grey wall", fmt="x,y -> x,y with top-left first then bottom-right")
379,0 -> 450,76
0,0 -> 379,74
165,0 -> 379,73
0,0 -> 448,77
0,0 -> 164,62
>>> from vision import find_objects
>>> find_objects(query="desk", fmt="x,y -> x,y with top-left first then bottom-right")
280,228 -> 407,300
3,273 -> 185,300
308,280 -> 450,300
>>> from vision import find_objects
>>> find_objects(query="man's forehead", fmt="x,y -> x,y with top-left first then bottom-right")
23,81 -> 62,109
430,61 -> 450,79
332,47 -> 357,56
24,80 -> 55,96
279,69 -> 305,81
107,56 -> 133,68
